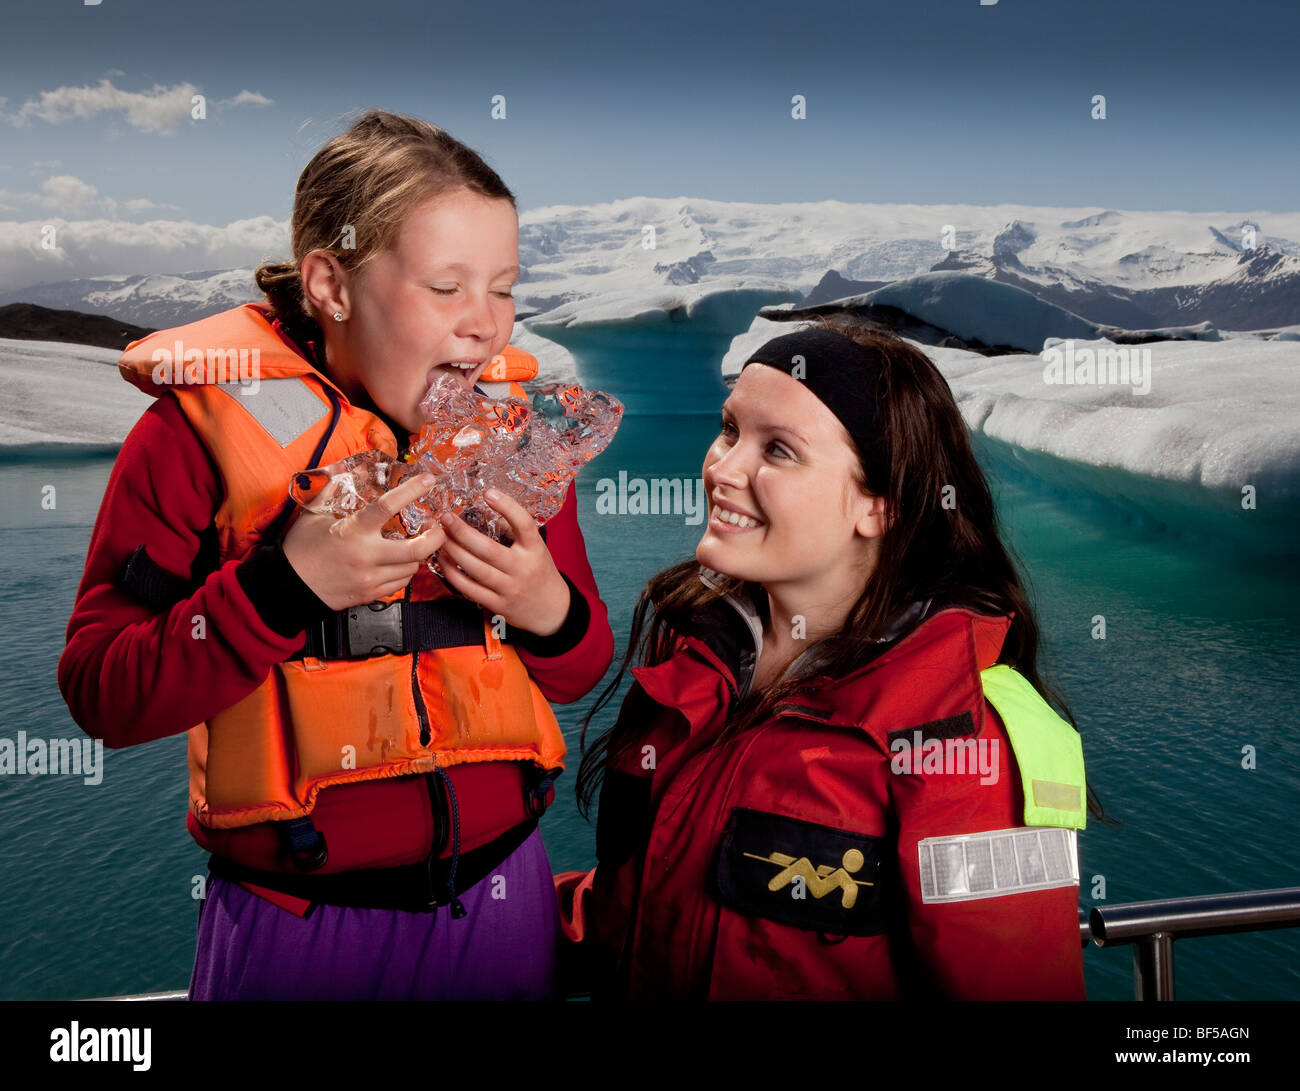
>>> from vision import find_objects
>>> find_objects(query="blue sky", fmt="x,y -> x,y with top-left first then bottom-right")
1,0 -> 1296,220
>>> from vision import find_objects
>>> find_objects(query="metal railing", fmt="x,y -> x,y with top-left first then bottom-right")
90,887 -> 1300,1001
1080,886 -> 1300,1000
87,990 -> 189,1001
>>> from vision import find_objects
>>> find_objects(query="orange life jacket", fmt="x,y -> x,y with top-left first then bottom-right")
117,302 -> 567,830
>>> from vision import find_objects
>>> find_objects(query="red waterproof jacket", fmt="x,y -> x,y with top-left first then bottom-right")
555,585 -> 1086,1000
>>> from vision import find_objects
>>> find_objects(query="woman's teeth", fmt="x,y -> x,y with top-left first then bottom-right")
716,509 -> 762,528
445,361 -> 477,371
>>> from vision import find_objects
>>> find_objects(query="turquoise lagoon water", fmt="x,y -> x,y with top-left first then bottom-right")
0,415 -> 1296,1000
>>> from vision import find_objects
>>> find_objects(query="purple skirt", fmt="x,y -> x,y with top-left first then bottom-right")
188,827 -> 560,1000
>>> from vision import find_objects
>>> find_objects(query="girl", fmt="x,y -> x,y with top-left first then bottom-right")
58,110 -> 614,1000
556,317 -> 1104,1000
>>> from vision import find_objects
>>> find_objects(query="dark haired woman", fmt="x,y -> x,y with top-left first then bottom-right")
555,321 -> 1098,1000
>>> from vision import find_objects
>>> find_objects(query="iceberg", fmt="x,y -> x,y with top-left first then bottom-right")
0,337 -> 148,455
925,337 -> 1300,554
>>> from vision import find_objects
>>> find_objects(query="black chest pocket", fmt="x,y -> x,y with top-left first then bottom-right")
712,807 -> 890,936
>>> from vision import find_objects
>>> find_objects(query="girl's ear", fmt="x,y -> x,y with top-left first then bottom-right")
301,249 -> 350,321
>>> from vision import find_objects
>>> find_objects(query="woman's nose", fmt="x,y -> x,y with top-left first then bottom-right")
705,444 -> 748,490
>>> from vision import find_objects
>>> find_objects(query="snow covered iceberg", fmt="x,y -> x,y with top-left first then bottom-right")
927,337 -> 1299,554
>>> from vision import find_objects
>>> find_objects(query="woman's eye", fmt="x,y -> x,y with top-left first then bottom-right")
431,287 -> 457,296
767,442 -> 791,459
493,291 -> 515,299
719,419 -> 737,440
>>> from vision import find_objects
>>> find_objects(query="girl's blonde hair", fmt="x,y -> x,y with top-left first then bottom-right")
254,109 -> 516,342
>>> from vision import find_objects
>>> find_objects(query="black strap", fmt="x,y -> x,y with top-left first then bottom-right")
290,596 -> 495,661
207,817 -> 538,914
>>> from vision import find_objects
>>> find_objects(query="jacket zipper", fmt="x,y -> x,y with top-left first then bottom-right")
406,576 -> 432,745
408,574 -> 448,905
411,647 -> 432,746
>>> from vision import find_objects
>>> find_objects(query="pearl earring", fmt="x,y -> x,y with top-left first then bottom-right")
332,312 -> 343,322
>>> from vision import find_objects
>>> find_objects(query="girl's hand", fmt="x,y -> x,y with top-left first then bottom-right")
282,473 -> 447,610
437,488 -> 571,636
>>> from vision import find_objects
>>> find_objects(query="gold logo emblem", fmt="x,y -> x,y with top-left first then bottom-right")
742,848 -> 874,908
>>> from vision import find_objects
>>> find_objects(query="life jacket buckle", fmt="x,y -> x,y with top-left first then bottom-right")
281,816 -> 329,872
346,600 -> 405,658
525,766 -> 561,818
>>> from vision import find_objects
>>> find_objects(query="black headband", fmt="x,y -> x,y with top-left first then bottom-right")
742,329 -> 887,489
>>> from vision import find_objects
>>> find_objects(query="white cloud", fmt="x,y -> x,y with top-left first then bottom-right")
0,175 -> 183,220
0,215 -> 289,293
123,197 -> 180,213
217,90 -> 273,109
0,175 -> 101,216
39,176 -> 100,215
2,79 -> 274,134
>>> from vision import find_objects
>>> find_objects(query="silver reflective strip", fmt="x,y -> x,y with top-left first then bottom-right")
477,381 -> 513,399
213,378 -> 329,448
918,827 -> 1078,903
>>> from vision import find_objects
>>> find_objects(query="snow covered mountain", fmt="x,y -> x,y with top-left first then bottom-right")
4,199 -> 1298,332
0,268 -> 262,330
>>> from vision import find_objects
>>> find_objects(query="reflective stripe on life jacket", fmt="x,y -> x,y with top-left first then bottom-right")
117,303 -> 565,829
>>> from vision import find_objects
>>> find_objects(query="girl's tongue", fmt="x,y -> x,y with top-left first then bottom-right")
432,361 -> 479,391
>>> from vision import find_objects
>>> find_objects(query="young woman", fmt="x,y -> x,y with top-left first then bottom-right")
556,318 -> 1102,1000
58,110 -> 613,1000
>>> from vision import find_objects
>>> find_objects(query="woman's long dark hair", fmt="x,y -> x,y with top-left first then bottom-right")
576,315 -> 1112,826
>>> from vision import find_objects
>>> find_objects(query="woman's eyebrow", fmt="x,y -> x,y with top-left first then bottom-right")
722,407 -> 809,445
759,422 -> 809,445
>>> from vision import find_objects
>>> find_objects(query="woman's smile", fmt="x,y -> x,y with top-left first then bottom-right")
708,497 -> 766,533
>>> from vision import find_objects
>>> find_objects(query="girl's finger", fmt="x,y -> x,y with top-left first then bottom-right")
360,473 -> 436,529
484,488 -> 542,546
373,576 -> 416,600
402,523 -> 447,562
437,555 -> 503,612
368,522 -> 445,564
439,539 -> 507,593
439,511 -> 512,566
